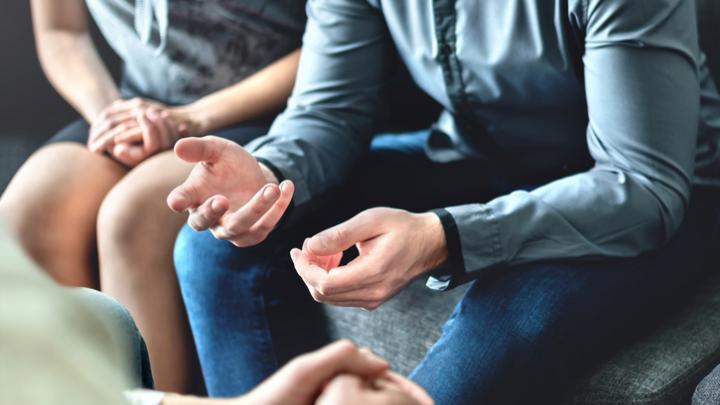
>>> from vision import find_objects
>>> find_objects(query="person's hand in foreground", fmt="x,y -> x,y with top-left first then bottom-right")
167,136 -> 294,247
87,98 -> 207,167
162,340 -> 433,405
291,208 -> 448,310
316,371 -> 433,405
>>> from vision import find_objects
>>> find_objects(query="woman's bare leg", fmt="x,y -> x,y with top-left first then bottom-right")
0,143 -> 126,287
97,150 -> 201,393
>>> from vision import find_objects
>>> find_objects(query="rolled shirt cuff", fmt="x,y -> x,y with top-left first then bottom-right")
255,157 -> 295,232
248,141 -> 313,205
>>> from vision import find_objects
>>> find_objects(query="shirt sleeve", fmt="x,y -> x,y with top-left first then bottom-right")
428,0 -> 701,290
245,0 -> 392,207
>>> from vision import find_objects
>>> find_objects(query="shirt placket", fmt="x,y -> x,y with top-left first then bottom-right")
432,0 -> 496,153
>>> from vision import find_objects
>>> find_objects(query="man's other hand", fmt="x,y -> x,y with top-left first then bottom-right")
291,208 -> 448,310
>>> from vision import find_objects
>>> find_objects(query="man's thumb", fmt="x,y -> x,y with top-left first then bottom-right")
307,212 -> 380,256
174,135 -> 226,164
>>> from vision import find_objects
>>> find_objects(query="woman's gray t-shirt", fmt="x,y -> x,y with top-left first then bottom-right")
86,0 -> 306,105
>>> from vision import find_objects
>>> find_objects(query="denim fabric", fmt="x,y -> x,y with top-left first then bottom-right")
174,227 -> 330,397
175,132 -> 716,402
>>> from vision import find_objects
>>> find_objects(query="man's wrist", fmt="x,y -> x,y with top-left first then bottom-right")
258,162 -> 280,184
417,212 -> 449,272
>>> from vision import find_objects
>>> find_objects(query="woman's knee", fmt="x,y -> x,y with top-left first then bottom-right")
97,182 -> 157,249
97,152 -> 191,251
1,144 -> 123,258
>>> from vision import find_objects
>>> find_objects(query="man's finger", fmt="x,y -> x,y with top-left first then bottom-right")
225,184 -> 280,234
187,195 -> 230,231
302,238 -> 343,270
291,248 -> 331,288
307,210 -> 384,257
247,180 -> 294,236
174,135 -> 228,164
168,181 -> 203,212
296,245 -> 383,297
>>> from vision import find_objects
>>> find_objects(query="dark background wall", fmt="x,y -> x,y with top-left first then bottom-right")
0,1 -> 717,194
1,1 -> 75,135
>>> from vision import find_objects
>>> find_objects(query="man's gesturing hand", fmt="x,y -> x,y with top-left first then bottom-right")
167,136 -> 294,247
291,208 -> 448,310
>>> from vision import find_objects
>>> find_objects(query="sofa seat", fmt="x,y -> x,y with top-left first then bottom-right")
324,271 -> 720,404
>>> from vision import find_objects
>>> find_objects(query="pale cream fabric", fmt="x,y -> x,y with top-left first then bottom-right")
0,222 -> 130,405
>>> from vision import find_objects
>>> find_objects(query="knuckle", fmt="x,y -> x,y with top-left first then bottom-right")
309,290 -> 323,303
252,223 -> 272,236
371,287 -> 390,302
331,228 -> 346,243
250,203 -> 266,217
315,282 -> 330,297
188,218 -> 202,231
240,234 -> 263,247
231,237 -> 250,248
286,356 -> 312,376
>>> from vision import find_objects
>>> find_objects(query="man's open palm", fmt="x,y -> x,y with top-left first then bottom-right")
167,136 -> 295,247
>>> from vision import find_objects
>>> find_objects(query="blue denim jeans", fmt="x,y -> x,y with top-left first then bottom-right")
175,131 -> 718,403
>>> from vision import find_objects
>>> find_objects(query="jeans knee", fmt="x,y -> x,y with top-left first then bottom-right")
174,225 -> 242,282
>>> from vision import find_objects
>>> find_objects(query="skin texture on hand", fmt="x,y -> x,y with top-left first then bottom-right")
316,372 -> 434,405
291,208 -> 448,310
167,136 -> 294,247
163,341 -> 431,405
241,340 -> 433,405
87,98 -> 203,167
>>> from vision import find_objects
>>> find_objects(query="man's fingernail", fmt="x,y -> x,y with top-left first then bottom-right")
263,186 -> 278,200
211,198 -> 223,212
290,249 -> 299,261
279,181 -> 289,192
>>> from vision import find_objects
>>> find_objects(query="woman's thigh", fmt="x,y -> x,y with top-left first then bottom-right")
0,141 -> 126,284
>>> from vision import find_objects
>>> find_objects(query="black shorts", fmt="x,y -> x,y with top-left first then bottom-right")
46,117 -> 274,148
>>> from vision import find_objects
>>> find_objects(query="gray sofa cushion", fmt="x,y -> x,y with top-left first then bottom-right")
694,364 -> 720,405
566,274 -> 720,405
324,279 -> 469,375
324,273 -> 720,405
